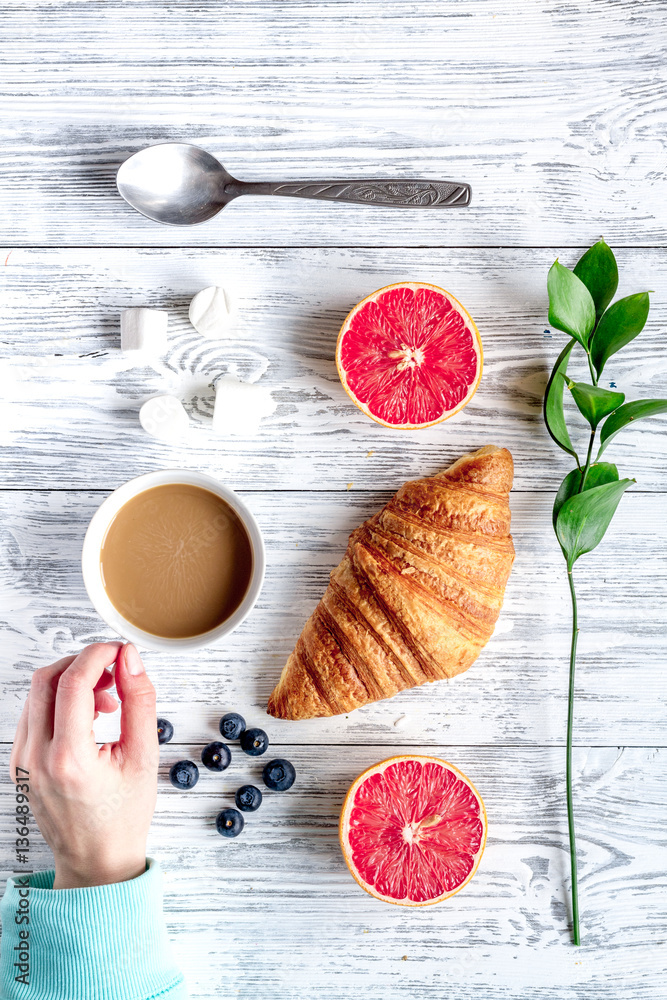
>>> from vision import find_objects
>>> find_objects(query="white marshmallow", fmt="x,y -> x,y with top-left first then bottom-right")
121,308 -> 168,354
189,286 -> 233,339
139,395 -> 189,443
212,374 -> 276,437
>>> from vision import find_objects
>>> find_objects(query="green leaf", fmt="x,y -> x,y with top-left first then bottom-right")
565,380 -> 625,430
590,292 -> 650,377
573,240 -> 619,321
556,478 -> 634,567
547,260 -> 596,348
598,399 -> 667,457
552,463 -> 619,529
543,339 -> 578,462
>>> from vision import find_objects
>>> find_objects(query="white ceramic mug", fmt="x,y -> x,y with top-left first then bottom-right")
81,469 -> 265,652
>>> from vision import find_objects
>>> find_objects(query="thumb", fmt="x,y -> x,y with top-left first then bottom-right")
114,644 -> 158,768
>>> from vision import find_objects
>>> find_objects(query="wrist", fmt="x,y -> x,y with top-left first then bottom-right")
53,852 -> 147,889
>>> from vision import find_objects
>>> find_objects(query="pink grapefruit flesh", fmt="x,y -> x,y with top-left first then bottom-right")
339,755 -> 487,906
335,282 -> 482,429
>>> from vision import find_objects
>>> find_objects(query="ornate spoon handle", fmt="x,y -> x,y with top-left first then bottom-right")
225,178 -> 471,208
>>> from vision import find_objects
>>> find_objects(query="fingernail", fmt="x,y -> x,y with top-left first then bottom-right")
124,643 -> 144,676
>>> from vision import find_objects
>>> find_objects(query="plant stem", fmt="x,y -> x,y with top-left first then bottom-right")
565,433 -> 594,944
566,567 -> 581,946
580,430 -> 596,490
586,351 -> 598,386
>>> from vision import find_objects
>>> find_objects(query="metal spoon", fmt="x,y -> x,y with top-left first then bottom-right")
116,142 -> 471,226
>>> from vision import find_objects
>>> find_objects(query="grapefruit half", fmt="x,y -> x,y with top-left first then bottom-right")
339,755 -> 487,906
335,282 -> 482,429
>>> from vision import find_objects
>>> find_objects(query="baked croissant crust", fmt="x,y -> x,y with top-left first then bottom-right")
267,445 -> 514,720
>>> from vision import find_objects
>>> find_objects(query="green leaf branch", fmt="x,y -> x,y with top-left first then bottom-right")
543,240 -> 667,946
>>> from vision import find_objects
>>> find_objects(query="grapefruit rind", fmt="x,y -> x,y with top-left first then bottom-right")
335,282 -> 483,430
339,754 -> 487,907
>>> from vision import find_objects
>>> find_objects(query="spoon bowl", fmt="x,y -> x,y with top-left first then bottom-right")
117,142 -> 472,226
117,143 -> 237,226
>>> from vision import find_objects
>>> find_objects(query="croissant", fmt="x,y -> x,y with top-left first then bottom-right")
267,445 -> 515,720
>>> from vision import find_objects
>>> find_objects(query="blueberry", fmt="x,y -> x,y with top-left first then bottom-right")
235,784 -> 263,812
169,760 -> 199,790
240,727 -> 269,756
201,741 -> 231,772
157,718 -> 174,745
262,758 -> 296,791
216,808 -> 244,838
219,712 -> 246,741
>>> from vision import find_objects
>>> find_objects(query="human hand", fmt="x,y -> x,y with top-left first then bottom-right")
10,642 -> 159,889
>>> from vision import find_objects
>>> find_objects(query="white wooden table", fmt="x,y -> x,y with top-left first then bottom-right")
1,3 -> 666,997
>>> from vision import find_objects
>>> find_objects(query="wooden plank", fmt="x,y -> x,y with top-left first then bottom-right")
1,744 -> 665,998
2,247 -> 667,491
2,489 -> 665,746
1,0 -> 666,247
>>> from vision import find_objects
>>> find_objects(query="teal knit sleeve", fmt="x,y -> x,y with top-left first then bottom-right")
0,859 -> 186,1000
